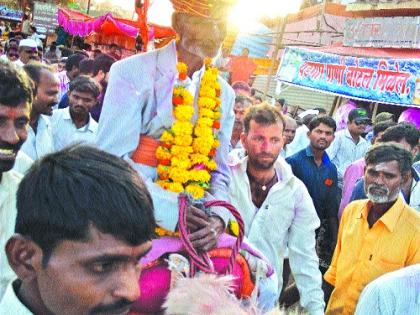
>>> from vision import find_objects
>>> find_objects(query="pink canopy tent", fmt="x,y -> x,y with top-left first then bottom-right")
57,8 -> 176,50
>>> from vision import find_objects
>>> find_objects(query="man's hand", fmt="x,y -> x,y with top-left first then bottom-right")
186,206 -> 224,252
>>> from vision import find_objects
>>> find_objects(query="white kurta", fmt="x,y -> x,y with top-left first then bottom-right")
20,115 -> 54,161
96,41 -> 235,231
229,157 -> 325,315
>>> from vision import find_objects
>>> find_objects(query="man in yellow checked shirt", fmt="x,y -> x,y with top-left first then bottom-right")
96,0 -> 236,252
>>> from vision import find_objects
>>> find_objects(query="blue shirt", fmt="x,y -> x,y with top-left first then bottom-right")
286,146 -> 339,219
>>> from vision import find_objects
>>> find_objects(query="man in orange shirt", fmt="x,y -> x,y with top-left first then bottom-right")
228,48 -> 257,84
324,143 -> 420,315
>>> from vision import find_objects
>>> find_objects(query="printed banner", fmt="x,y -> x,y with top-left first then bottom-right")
276,47 -> 420,106
0,5 -> 23,21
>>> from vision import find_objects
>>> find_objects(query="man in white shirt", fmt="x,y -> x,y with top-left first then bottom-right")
0,61 -> 33,300
21,63 -> 59,160
0,146 -> 155,315
51,76 -> 99,150
355,264 -> 420,315
280,115 -> 297,158
57,53 -> 87,101
327,108 -> 371,188
286,110 -> 318,157
15,39 -> 38,67
96,0 -> 236,250
228,104 -> 325,315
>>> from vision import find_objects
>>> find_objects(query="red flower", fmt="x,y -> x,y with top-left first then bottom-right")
212,121 -> 221,129
159,159 -> 171,166
208,149 -> 216,157
324,178 -> 333,186
178,72 -> 187,81
162,143 -> 172,149
172,96 -> 184,106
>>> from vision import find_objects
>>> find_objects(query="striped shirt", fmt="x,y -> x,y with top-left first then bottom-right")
355,264 -> 420,315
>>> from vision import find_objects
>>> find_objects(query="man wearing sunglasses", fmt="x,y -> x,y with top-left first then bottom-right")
15,39 -> 38,67
327,108 -> 371,189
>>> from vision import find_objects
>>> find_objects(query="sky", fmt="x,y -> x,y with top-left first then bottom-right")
93,0 -> 303,27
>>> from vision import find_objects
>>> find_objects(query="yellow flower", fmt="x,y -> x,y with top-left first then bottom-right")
177,62 -> 187,74
190,153 -> 209,165
172,121 -> 193,136
199,108 -> 214,119
186,183 -> 205,199
169,182 -> 184,193
171,156 -> 191,170
212,139 -> 220,148
160,130 -> 174,143
169,168 -> 190,184
228,220 -> 239,236
205,160 -> 217,171
214,111 -> 221,120
174,105 -> 194,121
198,97 -> 217,110
156,146 -> 171,160
189,169 -> 211,183
157,165 -> 170,177
199,86 -> 216,98
173,135 -> 193,146
194,125 -> 213,138
171,145 -> 193,156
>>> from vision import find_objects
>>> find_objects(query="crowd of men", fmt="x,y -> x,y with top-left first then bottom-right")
0,1 -> 419,314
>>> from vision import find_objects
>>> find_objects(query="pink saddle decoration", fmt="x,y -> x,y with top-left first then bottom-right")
131,194 -> 273,314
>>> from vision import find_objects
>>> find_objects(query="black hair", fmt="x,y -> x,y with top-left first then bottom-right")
65,53 -> 87,72
234,94 -> 252,107
365,143 -> 412,175
93,53 -> 116,76
276,98 -> 285,106
0,61 -> 34,107
243,103 -> 285,133
23,62 -> 53,94
313,107 -> 327,114
308,116 -> 337,132
16,145 -> 156,266
60,48 -> 74,58
380,123 -> 420,149
79,59 -> 95,75
69,75 -> 100,99
373,121 -> 396,137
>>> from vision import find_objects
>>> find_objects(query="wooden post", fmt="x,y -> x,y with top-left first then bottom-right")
264,16 -> 286,98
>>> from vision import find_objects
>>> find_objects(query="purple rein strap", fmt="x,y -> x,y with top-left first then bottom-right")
178,193 -> 245,277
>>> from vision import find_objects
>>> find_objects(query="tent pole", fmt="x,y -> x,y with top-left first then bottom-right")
264,17 -> 286,98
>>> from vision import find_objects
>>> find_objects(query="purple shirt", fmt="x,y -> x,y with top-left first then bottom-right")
339,157 -> 365,219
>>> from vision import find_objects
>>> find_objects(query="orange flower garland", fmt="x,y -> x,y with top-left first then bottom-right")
155,59 -> 221,199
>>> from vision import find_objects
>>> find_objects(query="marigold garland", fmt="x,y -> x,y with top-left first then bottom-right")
155,59 -> 221,199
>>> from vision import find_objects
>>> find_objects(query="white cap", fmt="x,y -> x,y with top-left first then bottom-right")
19,39 -> 38,48
298,109 -> 319,119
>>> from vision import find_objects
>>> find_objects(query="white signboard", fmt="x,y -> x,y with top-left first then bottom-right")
344,16 -> 420,49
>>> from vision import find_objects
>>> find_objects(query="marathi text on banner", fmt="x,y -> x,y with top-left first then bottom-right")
276,47 -> 419,106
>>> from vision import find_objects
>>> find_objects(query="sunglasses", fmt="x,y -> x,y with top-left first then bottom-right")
354,119 -> 370,126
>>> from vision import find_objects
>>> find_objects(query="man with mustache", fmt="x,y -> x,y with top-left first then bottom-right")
0,61 -> 33,299
20,63 -> 59,160
327,108 -> 371,189
96,0 -> 236,252
228,104 -> 325,314
51,76 -> 99,151
286,116 -> 339,283
0,145 -> 156,315
324,143 -> 420,315
280,116 -> 297,158
14,39 -> 39,67
348,123 -> 420,211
